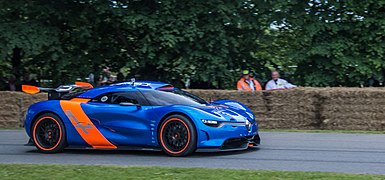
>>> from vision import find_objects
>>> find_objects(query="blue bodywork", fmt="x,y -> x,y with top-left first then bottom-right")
24,81 -> 259,151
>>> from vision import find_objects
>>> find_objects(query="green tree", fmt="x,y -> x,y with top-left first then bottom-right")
273,0 -> 385,86
3,0 -> 383,88
0,0 -> 273,89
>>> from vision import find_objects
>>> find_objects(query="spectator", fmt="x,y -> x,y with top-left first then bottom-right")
368,75 -> 380,87
237,70 -> 262,91
5,75 -> 21,91
265,71 -> 296,90
116,72 -> 124,83
98,67 -> 112,86
185,76 -> 191,89
249,71 -> 261,85
22,73 -> 38,86
87,72 -> 95,84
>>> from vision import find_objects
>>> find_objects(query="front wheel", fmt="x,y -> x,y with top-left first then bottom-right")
32,113 -> 66,153
159,115 -> 196,156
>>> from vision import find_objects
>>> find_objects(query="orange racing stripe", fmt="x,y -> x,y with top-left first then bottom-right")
71,98 -> 91,103
60,99 -> 116,149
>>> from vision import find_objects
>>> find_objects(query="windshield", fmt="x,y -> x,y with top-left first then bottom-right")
60,87 -> 89,100
141,89 -> 207,106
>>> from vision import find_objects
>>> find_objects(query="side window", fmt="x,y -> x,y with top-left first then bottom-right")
111,93 -> 138,104
93,93 -> 112,103
93,92 -> 148,105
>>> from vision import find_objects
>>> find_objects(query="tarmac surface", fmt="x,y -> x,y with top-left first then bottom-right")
1,130 -> 385,174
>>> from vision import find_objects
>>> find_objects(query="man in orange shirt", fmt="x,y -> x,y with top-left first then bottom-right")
237,70 -> 262,91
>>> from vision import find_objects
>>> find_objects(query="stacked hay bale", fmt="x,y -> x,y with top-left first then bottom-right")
259,88 -> 320,129
186,89 -> 267,122
2,88 -> 385,130
187,89 -> 319,129
0,92 -> 22,128
0,92 -> 47,128
319,88 -> 385,131
20,93 -> 47,127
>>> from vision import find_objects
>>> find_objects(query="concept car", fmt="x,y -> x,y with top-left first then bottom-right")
24,81 -> 260,156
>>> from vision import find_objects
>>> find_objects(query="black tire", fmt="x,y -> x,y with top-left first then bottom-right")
159,114 -> 197,157
32,113 -> 66,153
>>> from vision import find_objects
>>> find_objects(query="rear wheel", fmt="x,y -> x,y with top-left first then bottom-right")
159,115 -> 196,156
32,113 -> 66,153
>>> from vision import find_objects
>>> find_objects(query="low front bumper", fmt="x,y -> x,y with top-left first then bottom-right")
221,134 -> 260,149
196,121 -> 259,151
196,134 -> 260,152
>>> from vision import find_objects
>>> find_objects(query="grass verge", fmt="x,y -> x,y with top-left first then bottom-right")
259,129 -> 385,134
0,164 -> 384,180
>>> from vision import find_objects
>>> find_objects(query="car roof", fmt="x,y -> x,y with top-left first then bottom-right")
77,80 -> 173,99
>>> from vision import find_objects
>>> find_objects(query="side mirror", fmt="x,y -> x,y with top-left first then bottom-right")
119,102 -> 141,109
119,102 -> 135,106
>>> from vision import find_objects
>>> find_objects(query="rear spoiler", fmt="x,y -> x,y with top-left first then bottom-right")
21,85 -> 44,94
75,82 -> 93,89
22,82 -> 93,100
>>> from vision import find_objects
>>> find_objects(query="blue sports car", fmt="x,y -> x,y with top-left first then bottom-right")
24,81 -> 260,156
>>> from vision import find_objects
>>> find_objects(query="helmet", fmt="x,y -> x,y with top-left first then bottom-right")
242,70 -> 250,75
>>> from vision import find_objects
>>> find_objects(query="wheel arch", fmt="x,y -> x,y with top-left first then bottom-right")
157,111 -> 198,144
30,110 -> 68,152
158,111 -> 196,128
30,111 -> 65,134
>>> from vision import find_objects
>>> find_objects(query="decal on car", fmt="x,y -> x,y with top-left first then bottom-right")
100,96 -> 108,102
65,110 -> 92,134
60,99 -> 117,149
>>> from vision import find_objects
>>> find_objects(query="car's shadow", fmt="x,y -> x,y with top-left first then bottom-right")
26,147 -> 260,157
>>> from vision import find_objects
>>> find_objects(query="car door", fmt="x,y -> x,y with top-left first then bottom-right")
81,91 -> 159,147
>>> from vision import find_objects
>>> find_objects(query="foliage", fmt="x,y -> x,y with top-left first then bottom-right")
0,0 -> 384,88
272,0 -> 385,86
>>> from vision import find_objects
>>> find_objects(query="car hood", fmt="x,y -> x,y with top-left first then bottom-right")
194,100 -> 255,123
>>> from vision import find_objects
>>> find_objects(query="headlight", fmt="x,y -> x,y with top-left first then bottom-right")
245,119 -> 251,131
201,119 -> 218,125
201,119 -> 221,127
202,119 -> 252,129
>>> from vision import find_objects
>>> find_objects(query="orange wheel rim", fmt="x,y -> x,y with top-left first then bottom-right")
32,116 -> 62,151
159,118 -> 191,154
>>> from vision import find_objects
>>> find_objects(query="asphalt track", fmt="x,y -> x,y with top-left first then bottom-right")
1,130 -> 385,174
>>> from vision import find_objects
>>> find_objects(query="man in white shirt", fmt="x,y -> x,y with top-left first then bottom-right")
265,71 -> 296,90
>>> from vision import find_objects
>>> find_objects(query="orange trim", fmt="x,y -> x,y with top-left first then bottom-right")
159,118 -> 191,154
32,116 -> 62,151
22,85 -> 40,94
75,82 -> 94,88
71,98 -> 90,102
60,100 -> 116,149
